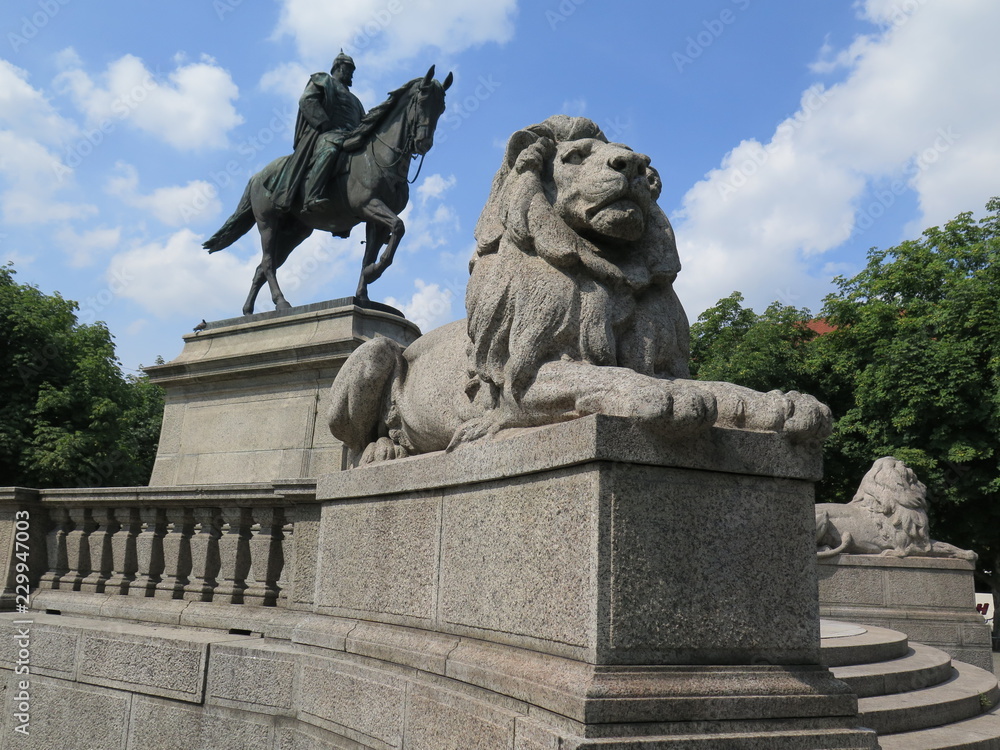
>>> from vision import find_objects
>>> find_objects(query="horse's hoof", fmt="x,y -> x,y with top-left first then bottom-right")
275,300 -> 292,311
242,305 -> 254,316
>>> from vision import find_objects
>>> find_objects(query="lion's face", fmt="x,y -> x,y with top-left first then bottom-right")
856,456 -> 929,513
550,138 -> 653,244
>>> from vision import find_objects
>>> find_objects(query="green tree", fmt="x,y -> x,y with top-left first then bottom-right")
690,292 -> 819,394
0,264 -> 163,488
814,199 -> 1000,628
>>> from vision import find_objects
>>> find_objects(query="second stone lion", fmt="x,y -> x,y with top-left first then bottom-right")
329,115 -> 833,465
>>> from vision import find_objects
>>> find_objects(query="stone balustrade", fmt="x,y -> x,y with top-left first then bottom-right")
0,482 -> 315,610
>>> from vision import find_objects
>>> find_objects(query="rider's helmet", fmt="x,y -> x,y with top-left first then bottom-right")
332,50 -> 356,72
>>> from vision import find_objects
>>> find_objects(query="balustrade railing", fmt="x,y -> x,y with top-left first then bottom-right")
0,483 -> 313,610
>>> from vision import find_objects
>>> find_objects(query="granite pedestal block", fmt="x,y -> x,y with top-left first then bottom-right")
144,299 -> 419,486
818,553 -> 993,671
306,416 -> 879,748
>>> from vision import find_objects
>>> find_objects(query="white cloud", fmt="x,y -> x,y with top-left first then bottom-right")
266,230 -> 353,303
0,130 -> 95,224
107,229 -> 258,319
106,163 -> 222,227
3,250 -> 37,270
560,98 -> 587,117
399,173 -> 460,253
0,59 -> 79,145
416,173 -> 456,204
55,225 -> 122,267
259,61 -> 311,101
672,0 -> 1000,320
54,54 -> 243,150
385,279 -> 453,333
54,47 -> 83,71
273,0 -> 517,72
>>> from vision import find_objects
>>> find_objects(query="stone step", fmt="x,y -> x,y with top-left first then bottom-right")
572,727 -> 879,748
831,642 -> 955,698
821,623 -> 910,667
878,703 -> 1000,750
857,660 -> 1000,736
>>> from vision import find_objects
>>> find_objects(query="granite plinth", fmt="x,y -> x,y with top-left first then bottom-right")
143,301 -> 419,486
316,416 -> 824,666
818,553 -> 993,672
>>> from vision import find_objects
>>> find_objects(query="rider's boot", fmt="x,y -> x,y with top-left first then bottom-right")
303,145 -> 341,213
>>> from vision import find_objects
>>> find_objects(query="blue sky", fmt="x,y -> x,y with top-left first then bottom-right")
2,0 -> 998,374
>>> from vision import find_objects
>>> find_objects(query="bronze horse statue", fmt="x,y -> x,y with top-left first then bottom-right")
204,65 -> 452,314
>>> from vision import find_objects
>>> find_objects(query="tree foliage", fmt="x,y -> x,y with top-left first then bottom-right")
689,292 -> 819,394
0,264 -> 163,488
690,198 -> 1000,624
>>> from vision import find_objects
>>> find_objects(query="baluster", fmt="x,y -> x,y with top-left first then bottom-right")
244,507 -> 284,606
184,507 -> 222,602
80,508 -> 119,594
156,507 -> 194,599
276,516 -> 294,608
105,507 -> 140,595
63,508 -> 97,591
39,507 -> 73,590
131,508 -> 166,597
215,507 -> 252,604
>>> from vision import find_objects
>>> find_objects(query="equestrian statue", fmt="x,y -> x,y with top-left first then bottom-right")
204,53 -> 452,314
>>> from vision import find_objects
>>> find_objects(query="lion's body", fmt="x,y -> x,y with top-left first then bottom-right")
815,456 -> 976,560
328,116 -> 833,464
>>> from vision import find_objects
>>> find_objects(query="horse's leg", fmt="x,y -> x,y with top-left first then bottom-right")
242,263 -> 267,315
256,224 -> 293,311
262,220 -> 313,310
356,220 -> 390,301
356,199 -> 404,297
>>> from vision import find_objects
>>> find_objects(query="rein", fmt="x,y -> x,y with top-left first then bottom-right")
368,87 -> 427,184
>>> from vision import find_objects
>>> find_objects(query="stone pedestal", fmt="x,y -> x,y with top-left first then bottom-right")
307,416 -> 879,748
819,553 -> 993,671
144,299 -> 419,486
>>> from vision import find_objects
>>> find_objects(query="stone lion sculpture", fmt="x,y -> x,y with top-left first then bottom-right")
816,456 -> 976,560
328,116 -> 832,464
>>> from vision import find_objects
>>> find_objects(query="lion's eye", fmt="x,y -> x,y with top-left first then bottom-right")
562,149 -> 585,165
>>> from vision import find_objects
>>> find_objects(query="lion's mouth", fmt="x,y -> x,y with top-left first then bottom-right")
588,197 -> 641,218
583,195 -> 648,243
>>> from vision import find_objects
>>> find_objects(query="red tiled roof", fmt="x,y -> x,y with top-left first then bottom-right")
806,319 -> 837,335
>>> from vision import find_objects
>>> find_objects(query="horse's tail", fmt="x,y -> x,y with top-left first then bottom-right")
204,179 -> 255,253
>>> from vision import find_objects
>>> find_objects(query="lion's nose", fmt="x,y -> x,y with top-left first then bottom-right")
608,152 -> 648,179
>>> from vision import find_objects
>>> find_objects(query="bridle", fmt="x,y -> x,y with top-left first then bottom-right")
370,82 -> 433,184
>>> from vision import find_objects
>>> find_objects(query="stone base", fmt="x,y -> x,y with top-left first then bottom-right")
818,553 -> 993,671
143,299 -> 419,486
2,417 -> 880,747
1,608 -> 878,749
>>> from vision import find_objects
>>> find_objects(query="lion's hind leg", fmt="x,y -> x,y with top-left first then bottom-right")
328,336 -> 409,465
815,509 -> 851,558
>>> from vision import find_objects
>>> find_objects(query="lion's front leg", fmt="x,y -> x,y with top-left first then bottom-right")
523,361 -> 717,434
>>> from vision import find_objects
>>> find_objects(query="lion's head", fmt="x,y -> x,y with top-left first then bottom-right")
465,116 -> 690,406
851,456 -> 931,552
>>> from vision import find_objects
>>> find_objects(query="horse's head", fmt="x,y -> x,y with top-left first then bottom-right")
406,65 -> 452,155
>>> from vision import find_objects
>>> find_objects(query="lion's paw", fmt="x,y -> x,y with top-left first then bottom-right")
360,437 -> 409,465
660,383 -> 718,434
709,384 -> 831,441
446,415 -> 502,452
778,391 -> 833,442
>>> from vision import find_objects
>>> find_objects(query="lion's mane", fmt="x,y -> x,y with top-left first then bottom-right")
465,115 -> 690,407
849,456 -> 931,554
